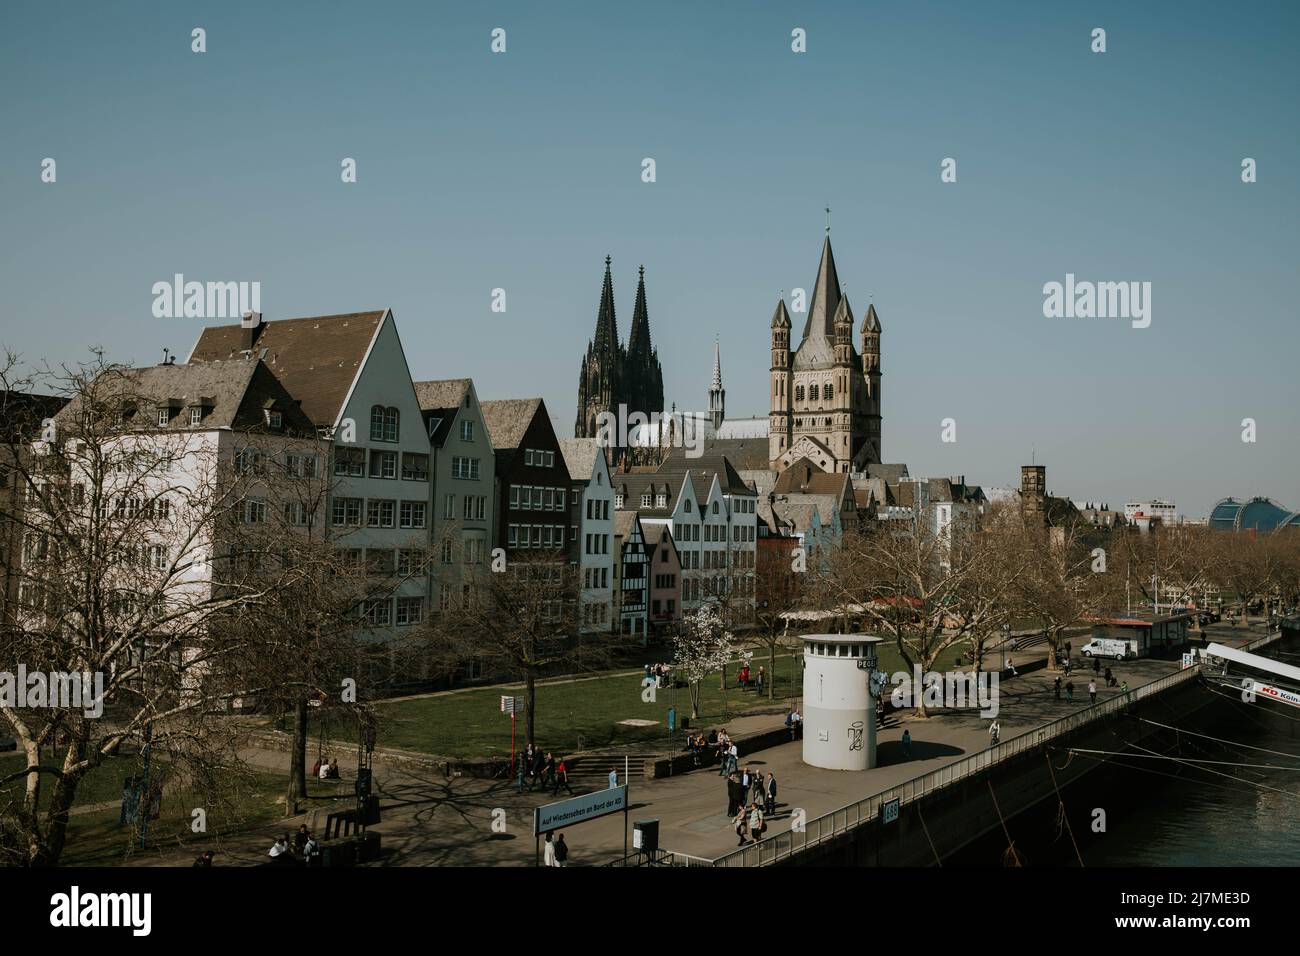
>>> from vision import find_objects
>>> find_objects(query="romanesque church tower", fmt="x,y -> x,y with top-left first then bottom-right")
575,257 -> 664,459
768,235 -> 882,474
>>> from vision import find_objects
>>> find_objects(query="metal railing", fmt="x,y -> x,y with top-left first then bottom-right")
670,663 -> 1203,867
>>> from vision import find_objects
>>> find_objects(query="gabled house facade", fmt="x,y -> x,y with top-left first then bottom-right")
558,437 -> 614,635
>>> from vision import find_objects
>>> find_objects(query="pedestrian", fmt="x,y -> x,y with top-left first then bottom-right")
1053,675 -> 1062,700
1088,680 -> 1097,705
726,773 -> 741,816
303,832 -> 319,867
727,741 -> 739,775
749,803 -> 765,843
1007,656 -> 1018,677
544,752 -> 556,791
554,833 -> 568,867
294,823 -> 309,855
608,768 -> 618,790
750,770 -> 764,806
543,832 -> 558,867
1065,681 -> 1074,702
765,772 -> 777,815
989,720 -> 1000,746
734,806 -> 749,846
1093,655 -> 1100,674
1104,666 -> 1113,687
756,666 -> 765,696
901,729 -> 912,759
552,757 -> 574,796
531,748 -> 546,790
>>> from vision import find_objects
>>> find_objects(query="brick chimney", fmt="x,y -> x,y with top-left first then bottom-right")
241,311 -> 264,351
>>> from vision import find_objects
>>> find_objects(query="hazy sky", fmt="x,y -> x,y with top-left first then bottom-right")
2,1 -> 1296,518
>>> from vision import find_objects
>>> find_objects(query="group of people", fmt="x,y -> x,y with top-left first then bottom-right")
311,756 -> 341,781
1052,673 -> 1127,703
784,709 -> 803,740
541,831 -> 570,867
736,663 -> 765,695
516,743 -> 575,796
725,765 -> 776,817
268,824 -> 321,866
642,663 -> 672,687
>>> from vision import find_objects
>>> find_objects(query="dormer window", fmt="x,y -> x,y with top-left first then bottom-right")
157,407 -> 171,427
265,409 -> 283,429
656,494 -> 667,508
190,407 -> 204,426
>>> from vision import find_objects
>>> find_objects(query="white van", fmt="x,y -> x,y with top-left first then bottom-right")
1081,638 -> 1137,660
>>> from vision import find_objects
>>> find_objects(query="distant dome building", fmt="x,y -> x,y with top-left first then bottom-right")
1209,497 -> 1300,532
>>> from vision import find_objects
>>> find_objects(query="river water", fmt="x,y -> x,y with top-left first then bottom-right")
949,697 -> 1300,867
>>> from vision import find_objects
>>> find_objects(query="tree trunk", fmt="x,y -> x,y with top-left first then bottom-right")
34,739 -> 84,866
1046,628 -> 1059,671
525,670 -> 537,746
690,681 -> 701,719
768,641 -> 776,699
287,697 -> 308,816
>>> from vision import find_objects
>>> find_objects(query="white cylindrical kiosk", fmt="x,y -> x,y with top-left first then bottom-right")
801,634 -> 884,771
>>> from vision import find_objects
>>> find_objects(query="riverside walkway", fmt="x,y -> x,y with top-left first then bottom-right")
130,621 -> 1276,867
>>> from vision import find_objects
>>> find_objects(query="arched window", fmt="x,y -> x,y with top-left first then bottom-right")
809,384 -> 819,402
795,384 -> 805,403
824,382 -> 834,403
371,405 -> 399,442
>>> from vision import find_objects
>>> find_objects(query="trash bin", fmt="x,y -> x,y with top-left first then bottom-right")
633,819 -> 659,855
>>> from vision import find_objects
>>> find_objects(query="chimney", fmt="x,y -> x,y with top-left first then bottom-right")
241,311 -> 264,351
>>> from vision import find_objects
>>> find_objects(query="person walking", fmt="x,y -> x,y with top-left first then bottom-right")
756,666 -> 765,696
1065,681 -> 1075,703
750,770 -> 764,806
552,757 -> 574,796
1093,655 -> 1101,675
726,773 -> 741,816
734,806 -> 749,846
901,729 -> 913,759
1088,680 -> 1097,705
1104,666 -> 1114,687
543,832 -> 558,867
765,772 -> 777,815
544,752 -> 557,791
554,833 -> 568,867
1006,656 -> 1018,678
1053,675 -> 1062,700
749,803 -> 765,843
988,720 -> 1000,746
727,741 -> 739,776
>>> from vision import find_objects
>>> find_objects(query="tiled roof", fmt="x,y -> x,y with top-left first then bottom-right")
773,465 -> 851,497
701,437 -> 770,471
57,358 -> 313,435
480,398 -> 543,450
655,448 -> 756,497
187,311 -> 385,427
558,437 -> 602,482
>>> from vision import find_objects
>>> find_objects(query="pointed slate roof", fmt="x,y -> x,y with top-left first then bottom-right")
627,265 -> 652,360
771,298 -> 791,330
861,302 -> 881,333
591,255 -> 620,358
711,339 -> 722,391
800,236 -> 842,343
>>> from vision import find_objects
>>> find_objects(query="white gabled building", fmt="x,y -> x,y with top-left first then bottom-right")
189,310 -> 434,651
559,438 -> 615,635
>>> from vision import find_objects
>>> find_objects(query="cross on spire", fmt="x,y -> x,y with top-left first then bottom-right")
825,206 -> 830,235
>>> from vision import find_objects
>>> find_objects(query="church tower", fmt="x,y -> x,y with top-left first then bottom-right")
575,256 -> 625,441
770,233 -> 882,474
708,338 -> 725,431
768,297 -> 792,463
861,302 -> 882,464
624,265 -> 664,424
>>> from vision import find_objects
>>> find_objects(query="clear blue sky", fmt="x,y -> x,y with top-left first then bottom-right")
2,1 -> 1296,518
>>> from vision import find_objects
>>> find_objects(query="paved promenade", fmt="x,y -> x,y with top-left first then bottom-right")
128,620 -> 1274,867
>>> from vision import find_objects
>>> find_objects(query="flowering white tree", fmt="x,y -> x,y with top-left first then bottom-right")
672,603 -> 733,719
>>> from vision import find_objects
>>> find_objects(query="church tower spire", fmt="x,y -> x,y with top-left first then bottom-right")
575,255 -> 625,442
623,264 -> 664,427
709,337 -> 725,431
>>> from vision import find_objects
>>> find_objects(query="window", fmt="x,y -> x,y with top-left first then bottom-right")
370,450 -> 398,479
641,493 -> 652,508
444,494 -> 455,519
685,500 -> 692,513
189,407 -> 203,426
556,489 -> 565,509
441,539 -> 454,563
157,407 -> 172,427
241,499 -> 268,524
531,487 -> 542,510
795,385 -> 805,402
508,525 -> 519,548
615,494 -> 624,509
283,501 -> 311,526
510,485 -> 521,509
366,549 -> 395,576
367,499 -> 396,528
460,420 -> 473,442
361,598 -> 392,627
400,501 -> 426,529
401,452 -> 429,481
810,385 -> 819,402
524,449 -> 534,466
396,597 -> 424,626
265,409 -> 283,429
545,450 -> 555,468
397,549 -> 426,576
544,488 -> 554,511
234,449 -> 264,475
332,497 -> 362,526
452,457 -> 480,480
438,588 -> 452,611
334,447 -> 365,477
370,405 -> 399,442
655,494 -> 666,508
824,382 -> 834,402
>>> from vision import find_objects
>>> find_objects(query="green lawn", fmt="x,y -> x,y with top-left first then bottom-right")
1,751 -> 348,866
310,639 -> 973,759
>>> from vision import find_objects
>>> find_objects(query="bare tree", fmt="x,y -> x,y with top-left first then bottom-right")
0,353 -> 352,865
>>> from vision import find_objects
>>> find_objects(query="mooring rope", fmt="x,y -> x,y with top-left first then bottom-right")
1043,753 -> 1085,867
